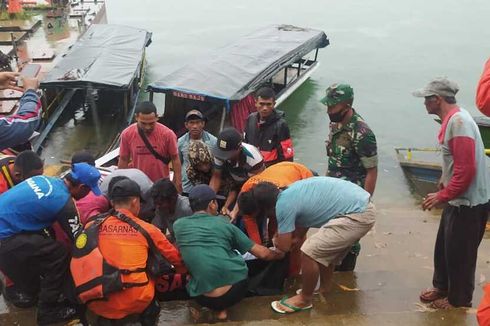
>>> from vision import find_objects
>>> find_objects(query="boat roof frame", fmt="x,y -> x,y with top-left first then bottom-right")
40,24 -> 152,91
147,24 -> 329,106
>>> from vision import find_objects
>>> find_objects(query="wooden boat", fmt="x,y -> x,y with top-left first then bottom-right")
396,146 -> 490,197
32,24 -> 152,161
395,147 -> 441,197
147,24 -> 329,136
0,1 -> 107,152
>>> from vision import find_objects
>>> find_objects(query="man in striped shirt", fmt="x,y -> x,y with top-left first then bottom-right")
414,77 -> 490,309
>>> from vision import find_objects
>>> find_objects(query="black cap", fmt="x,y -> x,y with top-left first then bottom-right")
212,128 -> 242,160
109,179 -> 141,200
185,109 -> 205,122
188,184 -> 225,203
71,150 -> 96,166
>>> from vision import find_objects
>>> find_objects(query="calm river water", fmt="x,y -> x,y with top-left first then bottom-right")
54,0 -> 490,207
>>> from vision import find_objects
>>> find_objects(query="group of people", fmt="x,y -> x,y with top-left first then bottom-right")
0,57 -> 489,325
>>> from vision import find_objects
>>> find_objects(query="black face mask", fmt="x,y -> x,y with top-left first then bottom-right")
328,109 -> 347,123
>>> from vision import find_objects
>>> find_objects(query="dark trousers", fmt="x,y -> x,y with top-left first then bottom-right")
195,279 -> 249,311
432,203 -> 488,306
0,233 -> 69,304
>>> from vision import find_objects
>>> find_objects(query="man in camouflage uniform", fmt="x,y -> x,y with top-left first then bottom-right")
321,83 -> 378,271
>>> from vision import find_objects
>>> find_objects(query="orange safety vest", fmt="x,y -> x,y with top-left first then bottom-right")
70,211 -> 175,304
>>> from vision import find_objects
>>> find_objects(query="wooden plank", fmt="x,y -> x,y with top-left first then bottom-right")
0,20 -> 41,33
0,101 -> 18,115
0,89 -> 23,115
0,31 -> 28,46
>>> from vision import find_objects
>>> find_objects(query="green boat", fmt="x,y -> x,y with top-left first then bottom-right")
474,116 -> 490,149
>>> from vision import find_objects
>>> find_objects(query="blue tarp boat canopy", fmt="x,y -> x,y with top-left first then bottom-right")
41,24 -> 152,90
148,24 -> 329,102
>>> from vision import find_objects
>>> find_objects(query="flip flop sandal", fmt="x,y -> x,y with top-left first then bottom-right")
420,288 -> 447,303
295,289 -> 319,295
271,297 -> 313,314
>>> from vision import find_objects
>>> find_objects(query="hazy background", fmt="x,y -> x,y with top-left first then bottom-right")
106,0 -> 490,207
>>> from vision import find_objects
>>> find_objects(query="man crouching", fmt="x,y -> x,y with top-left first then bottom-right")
72,178 -> 186,325
173,184 -> 284,320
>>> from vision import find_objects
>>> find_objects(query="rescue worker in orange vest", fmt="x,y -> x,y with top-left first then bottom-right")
80,178 -> 186,325
0,150 -> 44,308
0,150 -> 43,195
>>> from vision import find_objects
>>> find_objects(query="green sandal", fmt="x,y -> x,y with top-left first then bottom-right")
271,296 -> 313,314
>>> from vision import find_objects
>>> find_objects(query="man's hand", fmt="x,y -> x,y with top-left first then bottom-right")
422,192 -> 444,211
0,72 -> 23,91
227,204 -> 239,223
221,206 -> 231,217
174,178 -> 183,194
22,77 -> 39,92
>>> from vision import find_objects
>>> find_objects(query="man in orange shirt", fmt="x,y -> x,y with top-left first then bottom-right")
233,162 -> 313,243
235,162 -> 314,276
83,178 -> 186,324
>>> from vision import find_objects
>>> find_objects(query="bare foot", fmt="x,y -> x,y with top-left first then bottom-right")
216,309 -> 227,320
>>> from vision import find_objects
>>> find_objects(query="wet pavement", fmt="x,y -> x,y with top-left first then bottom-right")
0,202 -> 488,325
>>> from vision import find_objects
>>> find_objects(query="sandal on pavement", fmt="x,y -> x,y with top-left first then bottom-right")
271,297 -> 313,314
419,288 -> 447,303
428,297 -> 454,310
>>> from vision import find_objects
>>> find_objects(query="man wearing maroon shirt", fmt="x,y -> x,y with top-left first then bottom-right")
118,102 -> 182,193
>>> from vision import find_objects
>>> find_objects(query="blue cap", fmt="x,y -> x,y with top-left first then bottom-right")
71,163 -> 102,196
188,184 -> 225,203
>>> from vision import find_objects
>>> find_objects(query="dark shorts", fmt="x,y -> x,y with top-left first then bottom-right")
195,279 -> 248,311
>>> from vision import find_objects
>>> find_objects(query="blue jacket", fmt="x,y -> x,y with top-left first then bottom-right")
0,176 -> 82,240
0,90 -> 41,151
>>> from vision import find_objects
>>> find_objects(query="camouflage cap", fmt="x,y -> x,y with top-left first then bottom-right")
320,83 -> 354,106
412,77 -> 459,98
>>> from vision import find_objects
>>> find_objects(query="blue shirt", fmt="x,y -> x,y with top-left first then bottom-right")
0,176 -> 72,239
276,177 -> 370,234
178,131 -> 217,193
